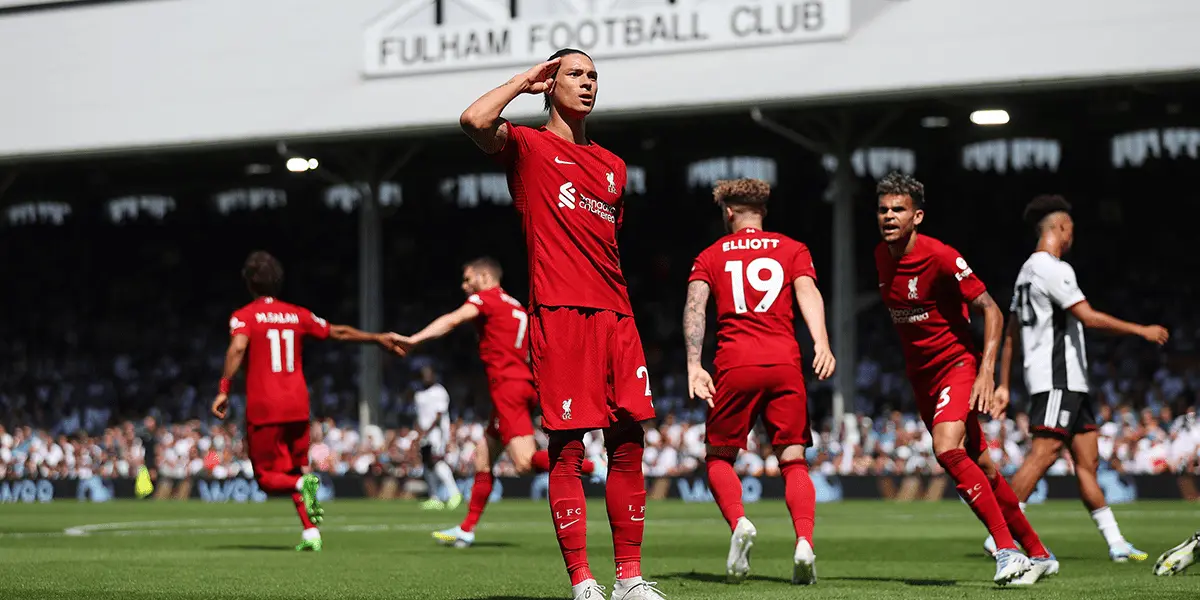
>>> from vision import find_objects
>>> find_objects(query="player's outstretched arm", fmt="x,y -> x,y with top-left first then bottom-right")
992,316 -> 1021,418
460,58 -> 561,154
398,303 -> 481,353
968,292 -> 1004,415
794,276 -> 835,381
212,333 -> 249,420
1068,301 -> 1170,345
329,324 -> 398,348
683,280 -> 716,405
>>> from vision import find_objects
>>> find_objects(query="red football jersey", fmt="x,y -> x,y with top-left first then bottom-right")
467,286 -> 534,384
875,234 -> 987,381
229,296 -> 330,425
689,228 -> 817,372
498,124 -> 632,315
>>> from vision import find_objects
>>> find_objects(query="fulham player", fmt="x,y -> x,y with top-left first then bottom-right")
873,173 -> 1053,585
988,195 -> 1168,561
211,251 -> 398,551
461,49 -> 661,600
393,257 -> 595,547
684,179 -> 834,585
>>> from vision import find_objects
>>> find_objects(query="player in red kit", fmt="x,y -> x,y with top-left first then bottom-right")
683,179 -> 835,585
391,257 -> 596,547
873,172 -> 1054,585
460,48 -> 662,600
211,251 -> 398,551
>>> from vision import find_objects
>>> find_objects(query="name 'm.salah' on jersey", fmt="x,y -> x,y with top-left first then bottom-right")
689,228 -> 817,373
229,296 -> 330,425
466,287 -> 534,384
875,234 -> 987,380
1011,251 -> 1089,395
496,123 -> 632,315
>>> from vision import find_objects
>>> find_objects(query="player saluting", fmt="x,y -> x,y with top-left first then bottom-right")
684,179 -> 835,585
212,251 -> 398,552
392,257 -> 596,547
987,195 -> 1168,562
460,49 -> 661,600
872,173 -> 1054,585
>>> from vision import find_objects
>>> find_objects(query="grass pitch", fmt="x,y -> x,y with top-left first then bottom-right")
1,499 -> 1196,599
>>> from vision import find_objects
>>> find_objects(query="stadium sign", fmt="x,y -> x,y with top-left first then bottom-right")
364,0 -> 851,77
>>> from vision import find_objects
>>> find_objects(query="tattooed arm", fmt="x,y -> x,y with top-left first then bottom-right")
684,280 -> 715,404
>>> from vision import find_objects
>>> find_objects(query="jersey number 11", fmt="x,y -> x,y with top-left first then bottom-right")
266,329 -> 296,373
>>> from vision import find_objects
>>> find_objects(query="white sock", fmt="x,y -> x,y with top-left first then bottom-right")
1018,502 -> 1026,512
1091,506 -> 1127,548
294,476 -> 305,492
572,578 -> 598,597
434,461 -> 458,496
302,527 -> 320,541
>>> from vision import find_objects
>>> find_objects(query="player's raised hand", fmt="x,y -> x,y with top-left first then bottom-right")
970,373 -> 994,416
990,386 -> 1010,420
1141,325 -> 1170,346
687,363 -> 716,408
379,332 -> 408,356
812,345 -> 836,381
518,57 -> 561,94
211,393 -> 229,420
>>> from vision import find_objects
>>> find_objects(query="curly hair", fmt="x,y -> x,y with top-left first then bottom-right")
713,178 -> 770,208
875,171 -> 925,209
242,251 -> 284,298
1023,194 -> 1072,231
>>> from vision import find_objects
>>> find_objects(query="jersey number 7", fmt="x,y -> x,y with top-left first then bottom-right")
725,258 -> 784,314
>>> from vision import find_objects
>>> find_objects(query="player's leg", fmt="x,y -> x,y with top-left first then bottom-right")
436,431 -> 503,547
1072,427 -> 1145,561
286,421 -> 322,551
762,364 -> 816,585
607,313 -> 664,600
530,307 -> 607,598
1009,391 -> 1069,502
924,374 -> 1029,584
703,367 -> 755,582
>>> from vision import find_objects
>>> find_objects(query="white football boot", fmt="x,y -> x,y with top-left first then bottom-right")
792,538 -> 816,585
725,517 -> 757,583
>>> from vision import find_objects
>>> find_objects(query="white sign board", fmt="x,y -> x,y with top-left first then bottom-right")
364,0 -> 850,77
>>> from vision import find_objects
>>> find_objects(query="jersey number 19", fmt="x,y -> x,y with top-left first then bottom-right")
725,258 -> 784,314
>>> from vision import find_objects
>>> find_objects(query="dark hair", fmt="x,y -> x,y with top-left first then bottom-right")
875,171 -> 925,209
242,251 -> 284,297
1023,194 -> 1072,231
543,48 -> 592,112
463,256 -> 502,280
713,179 -> 770,209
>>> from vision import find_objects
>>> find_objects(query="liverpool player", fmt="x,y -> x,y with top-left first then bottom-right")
684,179 -> 835,585
873,172 -> 1052,585
391,257 -> 596,547
987,195 -> 1167,561
461,49 -> 662,600
211,251 -> 397,551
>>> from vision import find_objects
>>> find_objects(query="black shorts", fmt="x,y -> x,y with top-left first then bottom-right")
1029,390 -> 1097,437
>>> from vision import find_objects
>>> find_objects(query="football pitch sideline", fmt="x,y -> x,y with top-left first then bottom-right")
1,499 -> 1195,599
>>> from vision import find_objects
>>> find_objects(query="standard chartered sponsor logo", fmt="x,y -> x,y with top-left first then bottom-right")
557,181 -> 616,223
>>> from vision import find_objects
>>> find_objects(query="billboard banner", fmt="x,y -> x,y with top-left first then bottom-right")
3,473 -> 1196,504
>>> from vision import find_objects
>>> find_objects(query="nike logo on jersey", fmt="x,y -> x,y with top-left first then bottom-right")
559,519 -> 580,529
554,157 -> 575,165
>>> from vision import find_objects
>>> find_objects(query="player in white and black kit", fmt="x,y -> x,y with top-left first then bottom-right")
414,365 -> 459,510
988,195 -> 1169,562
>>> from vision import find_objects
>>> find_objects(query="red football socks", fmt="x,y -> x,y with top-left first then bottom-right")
704,455 -> 745,531
937,449 -> 1017,550
780,458 -> 815,546
990,474 -> 1049,557
257,472 -> 300,495
605,425 -> 646,580
460,471 -> 494,533
291,492 -> 316,530
548,434 -> 592,586
534,449 -> 595,475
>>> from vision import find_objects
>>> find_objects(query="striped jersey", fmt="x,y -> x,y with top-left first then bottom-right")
1010,252 -> 1089,394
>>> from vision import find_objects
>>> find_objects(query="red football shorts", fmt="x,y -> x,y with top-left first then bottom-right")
246,420 -> 310,475
707,364 -> 811,450
912,361 -> 987,456
486,378 -> 537,444
530,307 -> 656,431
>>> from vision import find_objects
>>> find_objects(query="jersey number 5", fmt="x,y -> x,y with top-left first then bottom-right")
265,329 -> 296,373
724,258 -> 784,314
1014,283 -> 1036,326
